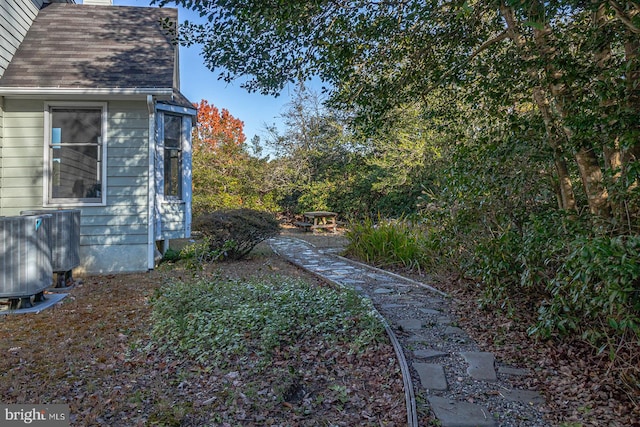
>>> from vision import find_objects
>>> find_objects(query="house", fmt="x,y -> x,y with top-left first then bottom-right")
0,0 -> 197,273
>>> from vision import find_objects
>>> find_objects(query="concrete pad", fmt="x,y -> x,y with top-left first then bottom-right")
501,389 -> 545,405
460,352 -> 497,382
0,293 -> 68,315
414,363 -> 448,390
428,396 -> 497,427
413,349 -> 448,360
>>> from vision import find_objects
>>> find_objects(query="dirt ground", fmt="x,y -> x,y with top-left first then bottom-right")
0,227 -> 409,426
1,226 -> 637,426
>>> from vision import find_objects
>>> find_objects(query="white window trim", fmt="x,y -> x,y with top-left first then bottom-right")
156,104 -> 194,205
159,113 -> 184,201
43,101 -> 108,207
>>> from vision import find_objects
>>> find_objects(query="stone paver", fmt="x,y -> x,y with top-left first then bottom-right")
414,363 -> 448,390
428,396 -> 498,427
269,236 -> 547,427
501,389 -> 545,405
413,348 -> 448,360
397,318 -> 423,331
461,352 -> 498,382
444,326 -> 467,336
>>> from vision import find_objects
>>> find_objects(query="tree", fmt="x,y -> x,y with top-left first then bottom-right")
193,99 -> 246,151
190,99 -> 277,215
158,0 -> 639,228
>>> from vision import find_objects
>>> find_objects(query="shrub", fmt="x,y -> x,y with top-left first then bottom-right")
192,209 -> 280,260
177,237 -> 239,270
532,234 -> 640,345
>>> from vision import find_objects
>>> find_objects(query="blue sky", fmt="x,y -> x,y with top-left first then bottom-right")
114,0 -> 300,143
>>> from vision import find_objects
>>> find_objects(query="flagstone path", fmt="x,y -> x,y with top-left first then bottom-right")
269,236 -> 549,427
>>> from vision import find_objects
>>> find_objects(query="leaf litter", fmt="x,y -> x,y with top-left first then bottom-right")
0,247 -> 407,426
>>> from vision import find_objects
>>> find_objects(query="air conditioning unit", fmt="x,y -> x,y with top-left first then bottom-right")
21,209 -> 81,288
0,215 -> 53,309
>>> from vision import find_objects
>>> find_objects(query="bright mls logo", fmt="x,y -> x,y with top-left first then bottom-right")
0,405 -> 69,426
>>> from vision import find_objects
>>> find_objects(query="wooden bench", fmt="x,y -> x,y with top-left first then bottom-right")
293,221 -> 313,232
303,211 -> 338,233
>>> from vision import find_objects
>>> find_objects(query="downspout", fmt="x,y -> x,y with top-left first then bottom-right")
0,96 -> 3,215
147,95 -> 156,270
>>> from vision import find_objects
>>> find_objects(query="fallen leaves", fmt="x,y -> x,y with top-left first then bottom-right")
0,251 -> 407,426
419,271 -> 640,427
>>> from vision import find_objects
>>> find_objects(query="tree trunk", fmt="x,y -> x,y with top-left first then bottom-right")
499,3 -> 578,211
528,1 -> 611,218
531,88 -> 577,210
576,147 -> 611,217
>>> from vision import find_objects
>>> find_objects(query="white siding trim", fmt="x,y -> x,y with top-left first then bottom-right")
182,115 -> 192,238
146,95 -> 156,270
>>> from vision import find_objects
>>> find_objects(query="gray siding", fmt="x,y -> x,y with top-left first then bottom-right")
0,0 -> 43,78
0,98 -> 151,273
0,98 -> 43,210
160,201 -> 187,239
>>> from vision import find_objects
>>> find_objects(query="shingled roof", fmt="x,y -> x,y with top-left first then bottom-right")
0,3 -> 187,102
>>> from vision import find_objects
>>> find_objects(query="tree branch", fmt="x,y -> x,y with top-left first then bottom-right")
421,30 -> 510,97
608,0 -> 640,34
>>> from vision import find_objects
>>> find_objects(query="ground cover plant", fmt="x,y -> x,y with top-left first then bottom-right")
0,240 -> 406,426
149,276 -> 401,425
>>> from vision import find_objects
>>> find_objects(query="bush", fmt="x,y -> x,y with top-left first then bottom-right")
533,234 -> 640,345
192,209 -> 280,260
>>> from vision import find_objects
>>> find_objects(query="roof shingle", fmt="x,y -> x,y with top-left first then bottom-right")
0,3 -> 179,90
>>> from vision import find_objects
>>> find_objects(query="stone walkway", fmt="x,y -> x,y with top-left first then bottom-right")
269,236 -> 549,427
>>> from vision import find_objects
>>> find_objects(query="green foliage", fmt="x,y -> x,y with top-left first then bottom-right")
192,143 -> 279,216
345,217 -> 425,271
192,209 -> 280,261
150,277 -> 385,368
533,235 -> 640,346
178,237 -> 237,270
265,87 -> 444,219
160,247 -> 182,263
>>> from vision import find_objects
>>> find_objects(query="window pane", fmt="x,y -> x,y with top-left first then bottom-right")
50,108 -> 102,201
52,109 -> 101,143
164,148 -> 181,197
164,115 -> 181,148
163,114 -> 182,198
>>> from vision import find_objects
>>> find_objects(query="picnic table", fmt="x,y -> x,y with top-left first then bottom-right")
303,211 -> 338,233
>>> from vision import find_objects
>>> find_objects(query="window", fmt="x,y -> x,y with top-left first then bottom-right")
163,114 -> 183,199
46,104 -> 106,205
